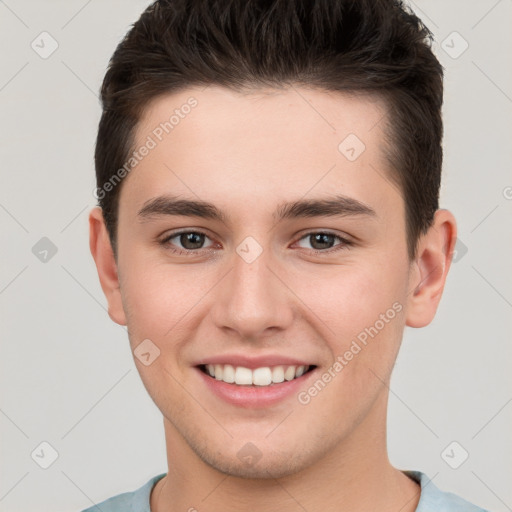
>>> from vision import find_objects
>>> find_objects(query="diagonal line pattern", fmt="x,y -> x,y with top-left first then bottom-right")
61,470 -> 106,511
162,367 -> 233,438
368,163 -> 402,198
471,0 -> 503,30
472,61 -> 512,104
290,84 -> 336,130
369,368 -> 439,438
200,474 -> 230,502
472,397 -> 512,439
164,164 -> 202,200
60,265 -> 127,333
61,204 -> 89,233
0,408 -> 29,438
265,409 -> 294,438
0,0 -> 29,28
61,369 -> 132,439
408,1 -> 439,28
471,265 -> 512,308
396,472 -> 439,512
265,470 -> 310,512
470,205 -> 499,233
61,265 -> 108,313
0,62 -> 29,92
0,265 -> 28,295
61,61 -> 98,98
471,471 -> 512,511
0,203 -> 29,233
61,0 -> 94,29
0,472 -> 30,502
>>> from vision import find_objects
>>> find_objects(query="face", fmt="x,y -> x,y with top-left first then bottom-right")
101,85 -> 420,478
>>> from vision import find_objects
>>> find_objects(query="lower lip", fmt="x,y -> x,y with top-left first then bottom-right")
196,367 -> 315,408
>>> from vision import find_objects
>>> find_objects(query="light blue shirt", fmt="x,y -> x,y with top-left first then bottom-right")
80,470 -> 489,512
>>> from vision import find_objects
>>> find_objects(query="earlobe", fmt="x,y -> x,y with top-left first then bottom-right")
405,209 -> 457,328
88,207 -> 127,326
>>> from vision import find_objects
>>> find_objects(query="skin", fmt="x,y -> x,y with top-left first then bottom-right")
89,85 -> 457,512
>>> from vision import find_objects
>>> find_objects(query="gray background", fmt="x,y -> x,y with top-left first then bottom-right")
1,1 -> 511,511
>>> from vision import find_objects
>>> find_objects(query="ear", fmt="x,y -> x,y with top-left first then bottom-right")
405,209 -> 457,328
88,206 -> 127,326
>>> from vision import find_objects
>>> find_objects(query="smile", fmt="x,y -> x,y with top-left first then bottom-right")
199,364 -> 315,386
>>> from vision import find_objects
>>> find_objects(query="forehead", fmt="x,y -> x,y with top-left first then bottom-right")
136,85 -> 388,155
121,85 -> 400,223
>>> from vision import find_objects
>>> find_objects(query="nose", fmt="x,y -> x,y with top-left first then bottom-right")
209,245 -> 295,342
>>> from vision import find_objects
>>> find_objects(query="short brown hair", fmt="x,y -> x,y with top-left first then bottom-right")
95,0 -> 444,261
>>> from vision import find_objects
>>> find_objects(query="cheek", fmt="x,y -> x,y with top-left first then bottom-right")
292,259 -> 407,398
297,262 -> 403,339
119,256 -> 202,341
293,267 -> 405,421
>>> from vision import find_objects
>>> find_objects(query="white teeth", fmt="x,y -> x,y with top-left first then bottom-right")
253,367 -> 272,386
204,364 -> 311,386
271,365 -> 285,383
284,366 -> 296,381
234,367 -> 253,385
223,364 -> 235,383
214,364 -> 223,380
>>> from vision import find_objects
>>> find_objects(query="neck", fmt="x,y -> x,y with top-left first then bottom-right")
151,392 -> 420,512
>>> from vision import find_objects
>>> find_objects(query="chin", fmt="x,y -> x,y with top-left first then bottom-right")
200,449 -> 312,479
188,433 -> 330,480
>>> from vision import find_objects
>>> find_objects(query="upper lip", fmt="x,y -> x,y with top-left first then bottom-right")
194,354 -> 315,369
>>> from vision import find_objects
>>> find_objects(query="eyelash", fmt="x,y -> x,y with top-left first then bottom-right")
159,230 -> 353,257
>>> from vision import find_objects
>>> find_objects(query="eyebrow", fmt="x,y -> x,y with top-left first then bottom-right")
137,194 -> 377,224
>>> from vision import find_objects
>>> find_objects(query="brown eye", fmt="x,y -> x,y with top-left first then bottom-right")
309,233 -> 336,250
296,231 -> 352,253
160,230 -> 215,254
178,232 -> 206,250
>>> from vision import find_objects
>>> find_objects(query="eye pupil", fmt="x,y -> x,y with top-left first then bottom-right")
310,233 -> 334,250
181,232 -> 204,249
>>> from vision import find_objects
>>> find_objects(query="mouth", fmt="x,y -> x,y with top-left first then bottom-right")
197,363 -> 317,387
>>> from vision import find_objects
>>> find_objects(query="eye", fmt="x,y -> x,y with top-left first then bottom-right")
160,230 -> 215,255
295,231 -> 352,253
159,229 -> 352,257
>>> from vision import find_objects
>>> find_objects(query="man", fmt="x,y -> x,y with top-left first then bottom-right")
85,0 -> 488,510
